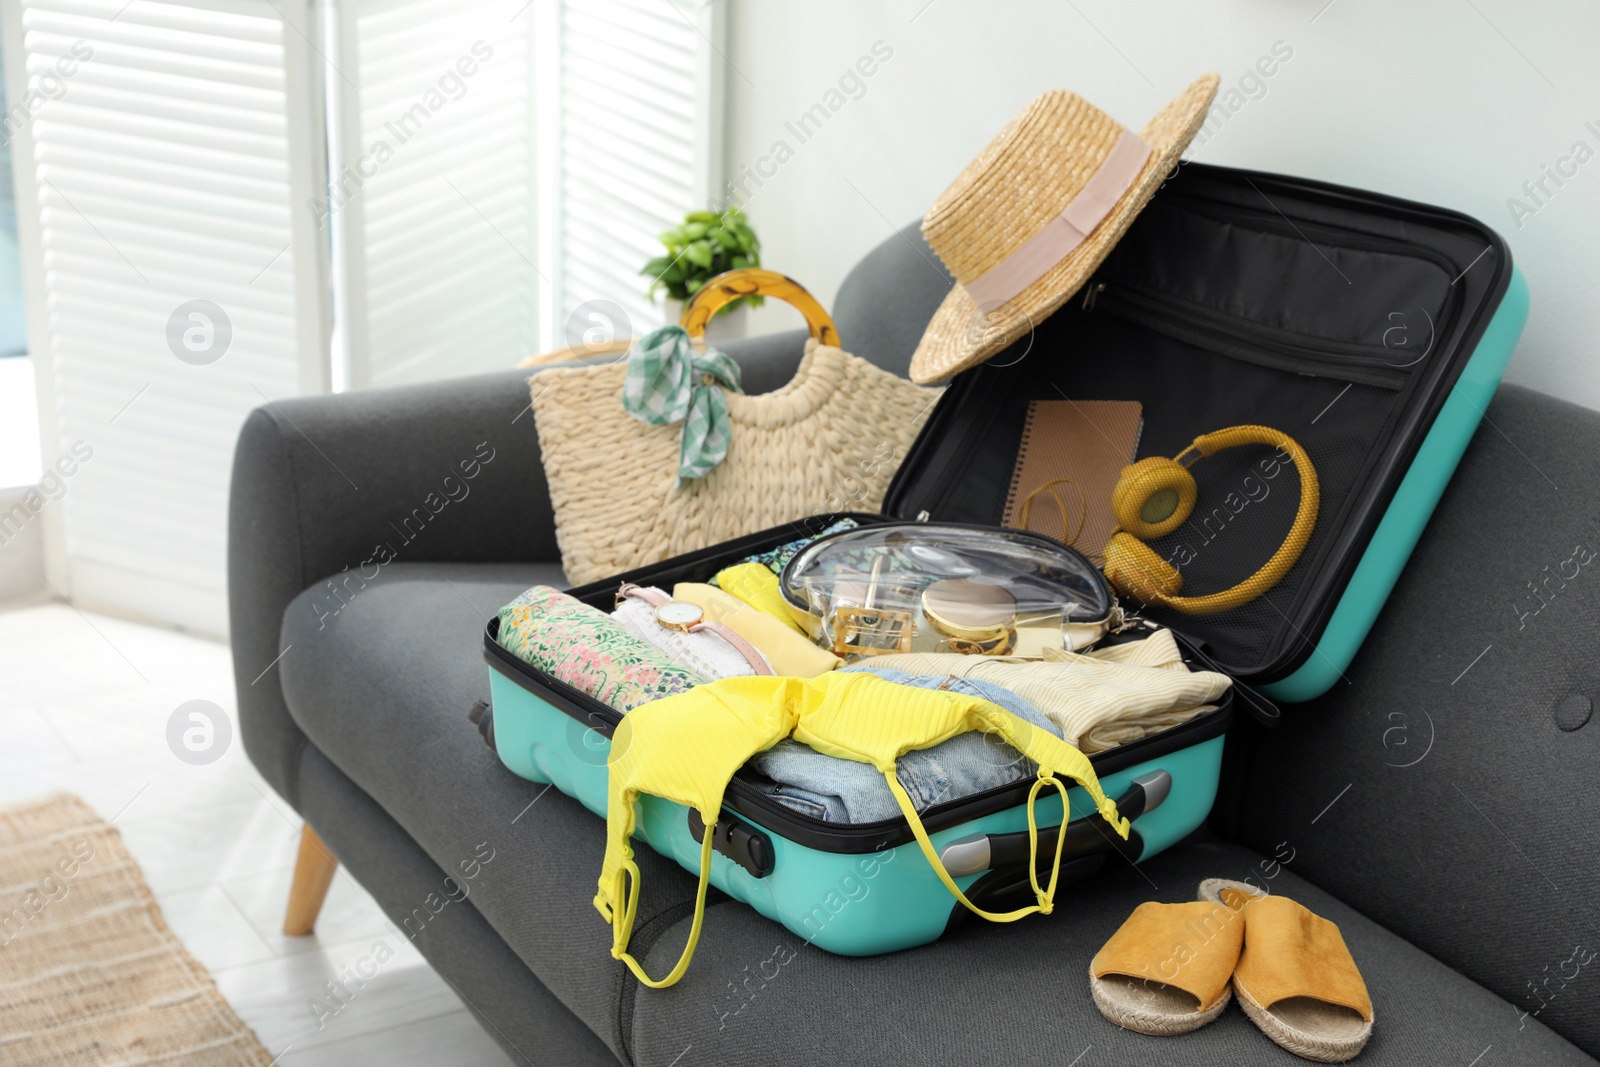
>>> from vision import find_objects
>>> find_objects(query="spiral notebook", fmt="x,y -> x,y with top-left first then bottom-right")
1001,400 -> 1144,564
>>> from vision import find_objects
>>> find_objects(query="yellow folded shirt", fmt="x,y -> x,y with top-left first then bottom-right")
673,582 -> 841,677
713,562 -> 807,634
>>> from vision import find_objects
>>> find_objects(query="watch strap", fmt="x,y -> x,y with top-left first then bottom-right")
691,620 -> 774,676
620,583 -> 772,676
617,582 -> 671,609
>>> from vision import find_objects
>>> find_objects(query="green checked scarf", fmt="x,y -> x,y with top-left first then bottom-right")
622,324 -> 743,481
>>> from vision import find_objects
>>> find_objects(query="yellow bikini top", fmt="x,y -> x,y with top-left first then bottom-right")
597,671 -> 1129,987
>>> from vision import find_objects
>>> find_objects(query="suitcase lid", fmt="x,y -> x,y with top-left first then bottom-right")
881,162 -> 1515,687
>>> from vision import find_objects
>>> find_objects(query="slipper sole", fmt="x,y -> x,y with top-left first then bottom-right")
1197,878 -> 1373,1062
1198,876 -> 1264,904
1090,972 -> 1231,1036
1235,981 -> 1372,1063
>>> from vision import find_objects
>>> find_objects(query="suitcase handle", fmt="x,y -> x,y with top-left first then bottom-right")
938,770 -> 1170,878
679,268 -> 840,347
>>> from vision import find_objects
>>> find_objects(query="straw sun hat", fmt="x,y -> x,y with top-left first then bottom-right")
910,74 -> 1220,384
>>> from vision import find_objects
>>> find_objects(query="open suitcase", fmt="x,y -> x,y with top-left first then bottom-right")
481,161 -> 1527,957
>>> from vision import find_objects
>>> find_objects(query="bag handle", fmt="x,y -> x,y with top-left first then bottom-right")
679,268 -> 840,347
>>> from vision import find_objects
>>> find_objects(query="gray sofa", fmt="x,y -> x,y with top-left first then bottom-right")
229,224 -> 1600,1065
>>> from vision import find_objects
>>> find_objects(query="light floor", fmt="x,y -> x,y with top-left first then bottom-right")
0,597 -> 512,1066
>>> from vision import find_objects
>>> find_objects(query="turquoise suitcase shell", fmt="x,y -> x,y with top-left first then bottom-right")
484,610 -> 1233,956
1261,266 -> 1526,700
482,163 -> 1526,957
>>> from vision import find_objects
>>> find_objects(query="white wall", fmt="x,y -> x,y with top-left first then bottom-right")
723,0 -> 1600,408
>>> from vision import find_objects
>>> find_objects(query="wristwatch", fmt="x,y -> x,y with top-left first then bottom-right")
654,600 -> 706,632
616,584 -> 774,675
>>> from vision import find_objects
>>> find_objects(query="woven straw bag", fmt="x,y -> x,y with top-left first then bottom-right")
531,270 -> 942,585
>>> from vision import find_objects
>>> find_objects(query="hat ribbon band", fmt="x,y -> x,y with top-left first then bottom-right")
961,127 -> 1152,309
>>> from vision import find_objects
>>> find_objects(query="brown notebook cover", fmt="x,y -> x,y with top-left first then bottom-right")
1001,400 -> 1144,564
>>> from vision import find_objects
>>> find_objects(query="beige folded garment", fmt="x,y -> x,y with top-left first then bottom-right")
673,582 -> 842,678
1083,704 -> 1219,751
864,628 -> 1229,752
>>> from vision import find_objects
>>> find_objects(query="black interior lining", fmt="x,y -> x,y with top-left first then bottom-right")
1106,198 -> 1457,352
884,165 -> 1509,678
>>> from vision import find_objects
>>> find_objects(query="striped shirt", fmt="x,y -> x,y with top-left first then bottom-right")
862,628 -> 1230,753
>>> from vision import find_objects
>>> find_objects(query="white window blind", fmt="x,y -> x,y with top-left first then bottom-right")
330,0 -> 537,389
2,0 -> 718,635
332,0 -> 717,374
3,0 -> 330,636
553,0 -> 721,344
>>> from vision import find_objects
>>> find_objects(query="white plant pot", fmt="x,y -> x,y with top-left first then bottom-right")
661,297 -> 749,344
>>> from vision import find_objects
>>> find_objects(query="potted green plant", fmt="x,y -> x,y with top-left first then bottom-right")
641,206 -> 762,335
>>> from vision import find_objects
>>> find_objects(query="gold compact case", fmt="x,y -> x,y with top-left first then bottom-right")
921,579 -> 1017,655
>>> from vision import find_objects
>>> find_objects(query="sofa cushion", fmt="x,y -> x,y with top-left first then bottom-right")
628,834 -> 1594,1066
276,562 -> 1592,1067
277,562 -> 708,1062
1227,384 -> 1600,1058
295,743 -> 623,1067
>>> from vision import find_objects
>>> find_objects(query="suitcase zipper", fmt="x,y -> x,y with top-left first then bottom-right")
1082,281 -> 1414,390
484,613 -> 1234,853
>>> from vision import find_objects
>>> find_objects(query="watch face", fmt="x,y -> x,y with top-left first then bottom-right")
654,601 -> 703,628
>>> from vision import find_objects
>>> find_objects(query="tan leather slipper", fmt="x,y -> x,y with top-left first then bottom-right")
1198,879 -> 1374,1062
1089,899 -> 1245,1035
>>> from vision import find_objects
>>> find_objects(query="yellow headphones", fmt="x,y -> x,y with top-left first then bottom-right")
1102,425 -> 1319,616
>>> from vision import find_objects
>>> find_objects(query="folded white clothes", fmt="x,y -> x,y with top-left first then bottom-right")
612,588 -> 765,682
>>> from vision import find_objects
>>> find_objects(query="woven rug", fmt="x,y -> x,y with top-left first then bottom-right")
0,792 -> 273,1065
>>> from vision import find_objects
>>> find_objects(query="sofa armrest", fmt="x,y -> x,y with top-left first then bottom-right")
228,368 -> 555,805
228,330 -> 814,807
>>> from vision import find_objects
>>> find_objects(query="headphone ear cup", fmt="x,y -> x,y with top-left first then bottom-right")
1111,457 -> 1199,540
1103,533 -> 1184,605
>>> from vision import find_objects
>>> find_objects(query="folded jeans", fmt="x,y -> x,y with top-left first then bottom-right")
748,668 -> 1064,823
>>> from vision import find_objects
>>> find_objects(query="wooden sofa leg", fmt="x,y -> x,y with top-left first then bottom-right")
284,824 -> 339,936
